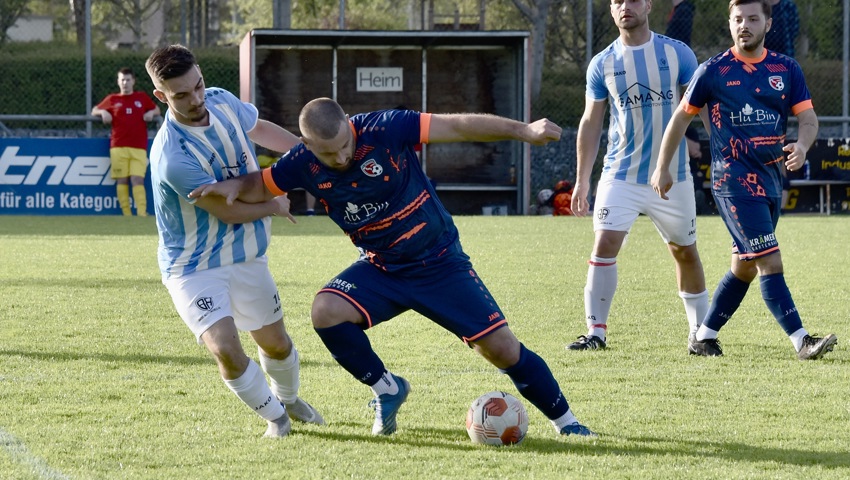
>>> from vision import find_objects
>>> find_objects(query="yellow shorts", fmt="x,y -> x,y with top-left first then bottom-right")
110,147 -> 149,179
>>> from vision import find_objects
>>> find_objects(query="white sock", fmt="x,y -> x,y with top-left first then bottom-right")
370,371 -> 399,396
679,290 -> 709,337
695,324 -> 718,341
223,359 -> 285,422
550,409 -> 580,431
585,256 -> 617,339
789,328 -> 808,351
258,346 -> 300,405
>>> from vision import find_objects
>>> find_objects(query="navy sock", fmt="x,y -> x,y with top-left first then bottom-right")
314,322 -> 385,386
500,344 -> 569,420
704,271 -> 750,332
760,273 -> 803,335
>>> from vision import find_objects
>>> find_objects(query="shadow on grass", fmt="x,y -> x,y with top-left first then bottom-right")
289,425 -> 850,469
1,278 -> 163,289
616,434 -> 850,469
0,216 -> 343,237
0,348 -> 328,369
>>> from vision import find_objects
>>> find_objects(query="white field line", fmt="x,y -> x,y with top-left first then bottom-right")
0,427 -> 70,480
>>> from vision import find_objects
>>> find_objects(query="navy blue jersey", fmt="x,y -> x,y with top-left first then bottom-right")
682,48 -> 813,198
264,109 -> 457,271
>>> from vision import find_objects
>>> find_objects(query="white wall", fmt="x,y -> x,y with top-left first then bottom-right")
8,16 -> 53,42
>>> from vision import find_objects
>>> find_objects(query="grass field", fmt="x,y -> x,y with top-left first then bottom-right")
1,214 -> 848,479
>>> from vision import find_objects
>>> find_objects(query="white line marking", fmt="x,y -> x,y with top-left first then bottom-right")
0,427 -> 70,480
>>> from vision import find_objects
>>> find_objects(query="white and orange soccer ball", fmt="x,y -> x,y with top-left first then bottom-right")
465,391 -> 529,446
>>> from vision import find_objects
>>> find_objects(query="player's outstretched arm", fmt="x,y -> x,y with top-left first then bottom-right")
189,171 -> 270,205
427,114 -> 561,146
652,106 -> 695,200
249,119 -> 301,154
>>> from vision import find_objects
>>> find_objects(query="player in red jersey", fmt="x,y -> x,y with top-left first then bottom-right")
92,67 -> 161,216
652,0 -> 837,359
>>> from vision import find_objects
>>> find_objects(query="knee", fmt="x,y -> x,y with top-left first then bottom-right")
732,262 -> 759,283
260,334 -> 293,360
593,235 -> 624,258
473,330 -> 521,370
311,293 -> 359,329
669,243 -> 701,264
208,342 -> 249,376
755,253 -> 784,276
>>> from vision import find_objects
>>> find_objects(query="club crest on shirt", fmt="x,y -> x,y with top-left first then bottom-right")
768,76 -> 784,91
361,159 -> 383,177
196,297 -> 214,311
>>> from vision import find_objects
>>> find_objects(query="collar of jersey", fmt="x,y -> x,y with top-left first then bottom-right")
731,45 -> 767,64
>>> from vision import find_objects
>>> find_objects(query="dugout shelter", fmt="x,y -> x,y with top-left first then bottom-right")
239,29 -> 532,215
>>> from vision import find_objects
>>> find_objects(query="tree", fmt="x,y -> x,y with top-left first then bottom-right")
70,0 -> 85,46
546,0 -> 617,69
509,0 -> 553,101
100,0 -> 167,50
0,0 -> 30,47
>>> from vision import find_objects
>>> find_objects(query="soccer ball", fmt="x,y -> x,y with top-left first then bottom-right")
465,391 -> 529,446
536,188 -> 554,205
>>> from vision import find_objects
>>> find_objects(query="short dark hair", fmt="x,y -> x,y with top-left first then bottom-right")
145,45 -> 197,83
299,98 -> 347,140
728,0 -> 772,18
118,67 -> 134,77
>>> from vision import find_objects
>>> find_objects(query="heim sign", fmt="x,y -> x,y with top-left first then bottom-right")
0,138 -> 153,215
356,67 -> 403,92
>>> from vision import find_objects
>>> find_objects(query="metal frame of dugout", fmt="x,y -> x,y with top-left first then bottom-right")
239,29 -> 532,215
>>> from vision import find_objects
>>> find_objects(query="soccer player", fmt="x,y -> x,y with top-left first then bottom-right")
190,98 -> 596,439
652,0 -> 837,359
145,44 -> 324,437
567,0 -> 709,352
92,67 -> 161,216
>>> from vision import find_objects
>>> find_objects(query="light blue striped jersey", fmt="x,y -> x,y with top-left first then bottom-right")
149,87 -> 270,279
586,33 -> 698,184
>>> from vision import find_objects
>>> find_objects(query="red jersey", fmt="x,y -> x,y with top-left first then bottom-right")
96,91 -> 157,150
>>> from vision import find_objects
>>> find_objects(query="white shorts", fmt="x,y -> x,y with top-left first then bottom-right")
163,256 -> 283,343
592,177 -> 697,246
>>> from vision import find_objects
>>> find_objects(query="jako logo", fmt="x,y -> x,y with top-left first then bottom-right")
0,146 -> 114,186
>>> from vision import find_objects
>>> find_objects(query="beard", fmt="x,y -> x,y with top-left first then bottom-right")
188,106 -> 209,124
736,29 -> 767,52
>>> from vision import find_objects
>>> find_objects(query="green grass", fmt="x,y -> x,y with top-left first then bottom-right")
1,215 -> 848,479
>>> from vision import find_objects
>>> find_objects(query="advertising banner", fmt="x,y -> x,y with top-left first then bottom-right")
793,138 -> 850,181
0,138 -> 153,215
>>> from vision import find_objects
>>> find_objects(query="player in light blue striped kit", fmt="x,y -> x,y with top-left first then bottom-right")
567,0 -> 709,352
146,44 -> 324,437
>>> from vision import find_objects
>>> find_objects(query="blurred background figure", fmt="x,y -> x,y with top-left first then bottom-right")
764,0 -> 800,57
92,67 -> 160,216
685,127 -> 711,215
665,0 -> 696,46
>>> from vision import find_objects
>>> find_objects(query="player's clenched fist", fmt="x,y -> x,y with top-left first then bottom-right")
527,118 -> 562,145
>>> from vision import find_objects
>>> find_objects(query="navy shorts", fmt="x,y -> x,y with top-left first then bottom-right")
318,243 -> 507,344
714,195 -> 782,260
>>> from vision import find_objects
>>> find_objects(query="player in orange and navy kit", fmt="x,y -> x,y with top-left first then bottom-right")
93,67 -> 160,216
652,0 -> 836,359
191,97 -> 596,438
